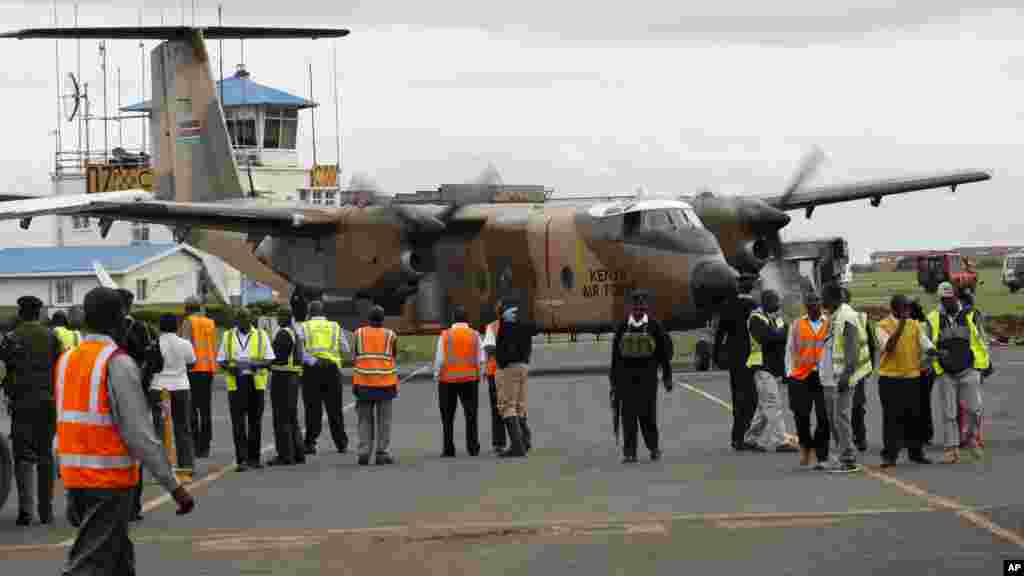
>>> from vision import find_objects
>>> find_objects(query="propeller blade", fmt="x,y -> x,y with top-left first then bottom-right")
780,146 -> 825,203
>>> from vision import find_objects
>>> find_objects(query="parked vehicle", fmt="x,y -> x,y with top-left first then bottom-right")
1003,252 -> 1024,293
917,253 -> 977,294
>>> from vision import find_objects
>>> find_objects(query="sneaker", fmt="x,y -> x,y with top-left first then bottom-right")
358,454 -> 370,466
622,455 -> 638,464
375,454 -> 394,465
943,448 -> 960,464
969,447 -> 984,461
830,462 -> 861,473
909,453 -> 932,464
775,444 -> 799,453
650,450 -> 662,461
879,459 -> 897,468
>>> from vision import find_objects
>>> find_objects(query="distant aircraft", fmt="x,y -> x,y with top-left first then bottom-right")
0,26 -> 992,334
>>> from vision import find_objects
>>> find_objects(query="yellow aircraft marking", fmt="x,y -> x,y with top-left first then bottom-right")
677,379 -> 1024,549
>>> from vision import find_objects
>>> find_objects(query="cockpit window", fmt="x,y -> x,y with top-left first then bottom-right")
643,210 -> 673,231
669,209 -> 690,228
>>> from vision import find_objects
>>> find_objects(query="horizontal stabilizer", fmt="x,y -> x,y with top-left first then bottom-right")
0,26 -> 349,40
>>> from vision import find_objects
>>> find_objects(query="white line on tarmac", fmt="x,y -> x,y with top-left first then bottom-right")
676,377 -> 1024,549
49,364 -> 432,549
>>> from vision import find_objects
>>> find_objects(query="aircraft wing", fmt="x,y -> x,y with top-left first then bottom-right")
759,170 -> 992,214
0,190 -> 341,237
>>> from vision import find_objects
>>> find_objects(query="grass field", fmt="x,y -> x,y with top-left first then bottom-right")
847,269 -> 1024,316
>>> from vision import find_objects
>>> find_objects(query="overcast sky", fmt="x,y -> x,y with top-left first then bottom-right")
0,1 -> 1020,261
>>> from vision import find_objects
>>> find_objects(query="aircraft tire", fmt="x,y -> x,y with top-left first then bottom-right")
0,433 -> 11,513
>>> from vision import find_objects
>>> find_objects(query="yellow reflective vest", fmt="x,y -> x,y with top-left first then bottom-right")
925,308 -> 990,376
831,304 -> 872,383
222,328 -> 270,391
303,318 -> 343,369
746,310 -> 785,369
53,326 -> 82,353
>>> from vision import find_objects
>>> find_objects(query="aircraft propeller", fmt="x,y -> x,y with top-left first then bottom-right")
744,146 -> 825,264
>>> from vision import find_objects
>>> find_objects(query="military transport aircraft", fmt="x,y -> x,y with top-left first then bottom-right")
0,26 -> 992,334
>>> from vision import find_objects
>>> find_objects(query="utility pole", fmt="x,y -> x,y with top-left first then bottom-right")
309,61 -> 317,167
101,40 -> 108,162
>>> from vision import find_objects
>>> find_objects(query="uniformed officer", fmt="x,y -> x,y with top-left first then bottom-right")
434,305 -> 484,457
352,305 -> 399,465
301,301 -> 350,455
51,310 -> 82,353
610,289 -> 673,463
0,295 -> 62,525
180,297 -> 218,459
217,308 -> 275,470
268,310 -> 306,466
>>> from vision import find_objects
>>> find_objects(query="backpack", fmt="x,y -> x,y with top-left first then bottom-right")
144,337 -> 164,376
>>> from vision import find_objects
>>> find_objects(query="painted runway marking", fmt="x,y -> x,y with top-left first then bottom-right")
46,364 -> 432,550
678,378 -> 1024,549
0,505 -> 969,554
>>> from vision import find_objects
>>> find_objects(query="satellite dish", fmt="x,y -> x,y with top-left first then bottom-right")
63,72 -> 81,122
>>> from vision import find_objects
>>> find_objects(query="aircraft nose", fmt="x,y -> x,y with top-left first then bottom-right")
691,259 -> 739,309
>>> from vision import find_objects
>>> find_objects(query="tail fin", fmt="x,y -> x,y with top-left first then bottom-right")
151,31 -> 244,203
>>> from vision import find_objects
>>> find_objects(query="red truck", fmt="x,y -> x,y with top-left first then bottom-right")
917,253 -> 978,294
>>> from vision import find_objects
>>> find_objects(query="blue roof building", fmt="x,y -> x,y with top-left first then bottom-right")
0,243 -> 273,309
121,65 -> 317,168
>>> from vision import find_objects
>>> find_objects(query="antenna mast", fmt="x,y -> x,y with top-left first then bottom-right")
53,0 -> 61,176
75,2 -> 81,161
309,61 -> 317,166
101,40 -> 108,162
139,8 -> 145,154
218,4 -> 223,108
332,38 -> 341,176
117,66 -> 123,148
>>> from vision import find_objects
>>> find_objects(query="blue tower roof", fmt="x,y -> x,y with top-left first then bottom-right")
121,67 -> 316,113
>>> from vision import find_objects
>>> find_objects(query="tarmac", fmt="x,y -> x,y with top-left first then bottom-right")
2,344 -> 1024,574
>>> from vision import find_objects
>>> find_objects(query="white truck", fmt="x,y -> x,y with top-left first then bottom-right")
1003,252 -> 1024,293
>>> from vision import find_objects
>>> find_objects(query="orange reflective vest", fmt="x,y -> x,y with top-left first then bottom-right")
188,314 -> 217,373
485,320 -> 499,377
56,340 -> 140,489
352,326 -> 398,388
439,325 -> 480,383
789,316 -> 829,381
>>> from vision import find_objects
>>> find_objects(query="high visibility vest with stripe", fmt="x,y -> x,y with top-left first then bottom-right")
56,341 -> 140,489
54,326 -> 81,353
789,316 -> 829,381
926,309 -> 990,376
439,325 -> 480,383
485,320 -> 499,376
304,318 -> 343,368
270,327 -> 303,375
746,310 -> 784,368
352,326 -> 398,388
223,328 -> 270,391
188,315 -> 217,373
832,304 -> 873,383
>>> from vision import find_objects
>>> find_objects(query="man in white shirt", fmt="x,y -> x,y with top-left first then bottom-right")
216,309 -> 276,470
152,314 -> 198,478
433,306 -> 486,457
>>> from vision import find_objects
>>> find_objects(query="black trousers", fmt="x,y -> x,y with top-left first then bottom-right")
228,376 -> 265,465
853,378 -> 867,446
148,389 -> 194,471
487,375 -> 506,449
64,488 -> 136,575
438,380 -> 480,455
621,377 -> 659,457
270,371 -> 304,463
11,400 -> 56,517
188,372 -> 214,457
878,377 -> 924,461
302,361 -> 348,452
788,372 -> 830,461
919,372 -> 935,444
729,366 -> 756,447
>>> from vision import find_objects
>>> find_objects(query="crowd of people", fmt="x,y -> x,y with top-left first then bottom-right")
714,280 -> 993,472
